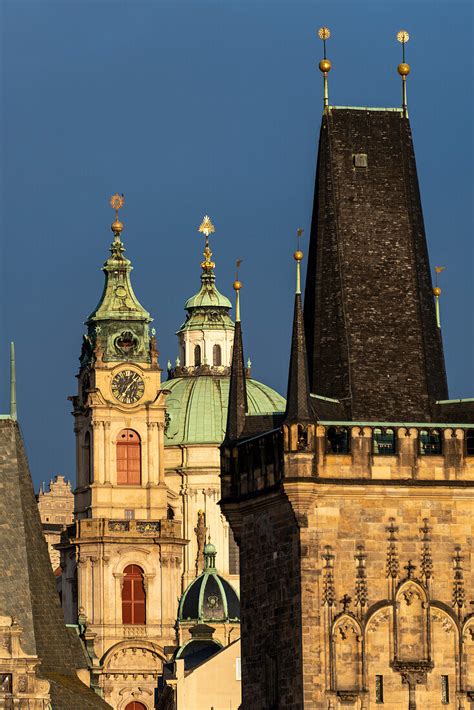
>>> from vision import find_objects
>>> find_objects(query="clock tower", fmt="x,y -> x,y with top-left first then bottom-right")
61,195 -> 186,710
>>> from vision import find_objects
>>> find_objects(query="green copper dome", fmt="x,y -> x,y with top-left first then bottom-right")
178,545 -> 240,623
184,271 -> 232,311
164,376 -> 285,445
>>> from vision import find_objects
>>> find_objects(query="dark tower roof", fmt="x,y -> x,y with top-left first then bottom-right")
0,419 -> 109,708
285,292 -> 312,422
304,108 -> 448,421
224,319 -> 248,442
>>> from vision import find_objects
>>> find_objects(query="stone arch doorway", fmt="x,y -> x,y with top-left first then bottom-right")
125,703 -> 147,710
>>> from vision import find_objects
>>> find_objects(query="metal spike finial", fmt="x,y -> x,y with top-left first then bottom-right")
317,27 -> 332,111
294,228 -> 304,295
396,30 -> 411,117
433,266 -> 445,328
10,342 -> 17,421
198,215 -> 216,270
110,193 -> 125,237
233,259 -> 243,322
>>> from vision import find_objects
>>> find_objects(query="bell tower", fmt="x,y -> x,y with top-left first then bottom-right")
73,193 -> 166,520
62,195 -> 186,709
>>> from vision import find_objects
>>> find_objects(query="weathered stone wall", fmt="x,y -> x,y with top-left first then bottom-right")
237,494 -> 303,709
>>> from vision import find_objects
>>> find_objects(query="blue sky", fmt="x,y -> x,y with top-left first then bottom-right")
1,0 -> 472,488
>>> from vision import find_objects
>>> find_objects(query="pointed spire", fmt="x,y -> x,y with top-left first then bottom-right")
224,271 -> 247,441
318,27 -> 332,112
285,242 -> 312,422
397,30 -> 410,118
10,342 -> 17,420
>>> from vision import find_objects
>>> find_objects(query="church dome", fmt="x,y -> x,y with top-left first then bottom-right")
178,546 -> 240,623
164,375 -> 285,446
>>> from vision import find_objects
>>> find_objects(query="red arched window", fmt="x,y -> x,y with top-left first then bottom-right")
122,565 -> 146,625
125,703 -> 147,710
117,429 -> 141,485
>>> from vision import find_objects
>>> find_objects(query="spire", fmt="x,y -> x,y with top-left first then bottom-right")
224,273 -> 247,441
318,27 -> 332,112
84,194 -> 153,364
285,242 -> 312,423
10,341 -> 17,420
397,30 -> 410,118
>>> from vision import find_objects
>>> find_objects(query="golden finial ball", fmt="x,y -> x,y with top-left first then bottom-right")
233,280 -> 242,291
319,59 -> 332,73
111,219 -> 124,234
398,62 -> 410,76
433,286 -> 441,297
294,250 -> 304,262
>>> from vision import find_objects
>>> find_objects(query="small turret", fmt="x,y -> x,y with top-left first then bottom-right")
224,266 -> 248,442
285,235 -> 312,424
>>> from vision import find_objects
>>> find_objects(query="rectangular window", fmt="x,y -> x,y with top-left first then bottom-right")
441,675 -> 449,704
124,509 -> 135,520
236,657 -> 241,681
375,675 -> 384,703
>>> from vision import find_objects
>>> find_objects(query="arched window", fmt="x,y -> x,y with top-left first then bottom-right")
466,430 -> 474,456
125,701 -> 147,710
373,428 -> 396,455
122,564 -> 146,625
213,344 -> 222,366
326,427 -> 350,454
83,431 -> 91,484
419,429 -> 442,455
117,429 -> 141,485
194,344 -> 202,367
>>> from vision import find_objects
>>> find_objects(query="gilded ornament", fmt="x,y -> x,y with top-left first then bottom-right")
318,27 -> 331,41
233,280 -> 242,291
109,193 -> 125,211
319,59 -> 332,73
294,250 -> 304,262
397,30 -> 410,44
198,215 -> 215,237
397,62 -> 410,76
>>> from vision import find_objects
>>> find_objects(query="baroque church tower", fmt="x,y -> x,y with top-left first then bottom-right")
221,31 -> 474,710
61,196 -> 185,710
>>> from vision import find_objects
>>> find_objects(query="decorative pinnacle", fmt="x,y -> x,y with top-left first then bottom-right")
396,30 -> 410,117
318,27 -> 331,111
199,215 -> 216,270
294,228 -> 304,295
234,259 -> 242,322
110,193 -> 125,235
433,266 -> 445,328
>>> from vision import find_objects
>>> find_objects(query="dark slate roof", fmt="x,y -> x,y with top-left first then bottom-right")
284,293 -> 312,422
304,108 -> 448,422
0,420 -> 109,709
224,321 -> 248,442
434,400 -> 474,424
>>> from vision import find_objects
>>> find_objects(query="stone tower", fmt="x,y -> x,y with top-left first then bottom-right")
60,196 -> 186,709
221,42 -> 474,709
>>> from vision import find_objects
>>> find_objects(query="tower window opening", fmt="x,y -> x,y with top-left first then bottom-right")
419,429 -> 442,455
122,564 -> 146,625
194,344 -> 202,367
466,430 -> 474,456
213,343 -> 222,366
326,427 -> 350,454
375,675 -> 384,703
441,675 -> 449,704
124,509 -> 135,520
373,428 -> 396,455
116,429 -> 142,485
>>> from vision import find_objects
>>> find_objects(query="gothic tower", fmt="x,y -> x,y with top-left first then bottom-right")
221,32 -> 474,709
60,196 -> 186,710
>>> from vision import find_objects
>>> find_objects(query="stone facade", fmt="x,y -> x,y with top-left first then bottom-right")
37,475 -> 74,570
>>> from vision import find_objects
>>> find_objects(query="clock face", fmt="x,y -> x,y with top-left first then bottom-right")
111,370 -> 145,404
